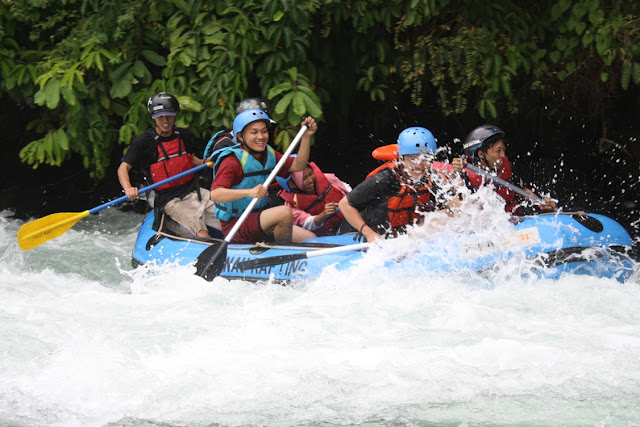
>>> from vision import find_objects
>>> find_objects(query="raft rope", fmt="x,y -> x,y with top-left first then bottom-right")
155,213 -> 350,251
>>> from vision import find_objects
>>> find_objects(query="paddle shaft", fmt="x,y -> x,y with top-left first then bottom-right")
465,164 -> 546,204
236,242 -> 370,271
90,161 -> 211,214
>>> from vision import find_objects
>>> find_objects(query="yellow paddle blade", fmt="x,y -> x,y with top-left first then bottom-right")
17,211 -> 91,251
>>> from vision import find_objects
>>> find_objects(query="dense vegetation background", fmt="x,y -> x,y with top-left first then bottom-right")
1,0 -> 638,233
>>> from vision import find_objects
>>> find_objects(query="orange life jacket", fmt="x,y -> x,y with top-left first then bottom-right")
149,135 -> 195,191
278,162 -> 346,236
384,166 -> 433,230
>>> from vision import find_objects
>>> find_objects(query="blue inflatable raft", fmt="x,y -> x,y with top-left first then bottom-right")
131,211 -> 636,282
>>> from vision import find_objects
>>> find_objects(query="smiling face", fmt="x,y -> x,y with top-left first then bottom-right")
300,166 -> 315,193
238,120 -> 269,152
478,139 -> 506,170
400,153 -> 432,181
154,114 -> 176,137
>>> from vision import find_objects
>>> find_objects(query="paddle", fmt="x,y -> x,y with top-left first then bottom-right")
465,163 -> 547,204
195,125 -> 309,281
17,161 -> 212,251
234,242 -> 370,271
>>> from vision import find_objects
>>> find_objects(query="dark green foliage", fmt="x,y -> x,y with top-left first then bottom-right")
1,0 -> 638,178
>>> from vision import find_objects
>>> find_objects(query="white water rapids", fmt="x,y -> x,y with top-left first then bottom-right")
1,206 -> 640,426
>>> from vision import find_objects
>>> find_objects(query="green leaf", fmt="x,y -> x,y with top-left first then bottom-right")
273,10 -> 284,21
142,50 -> 167,66
549,51 -> 561,63
43,79 -> 61,109
632,62 -> 640,85
299,92 -> 323,118
621,60 -> 631,90
274,92 -> 294,114
292,92 -> 306,116
56,128 -> 69,150
287,67 -> 298,82
60,85 -> 77,106
556,37 -> 567,51
588,9 -> 604,25
176,96 -> 203,112
600,71 -> 608,82
572,3 -> 587,19
287,106 -> 299,126
34,89 -> 47,106
268,82 -> 293,98
110,73 -> 132,98
485,99 -> 497,118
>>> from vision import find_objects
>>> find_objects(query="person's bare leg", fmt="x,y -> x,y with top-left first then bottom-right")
196,229 -> 210,238
260,206 -> 294,243
292,225 -> 316,242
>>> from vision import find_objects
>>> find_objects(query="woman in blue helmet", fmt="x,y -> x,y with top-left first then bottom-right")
210,109 -> 318,243
338,127 -> 461,242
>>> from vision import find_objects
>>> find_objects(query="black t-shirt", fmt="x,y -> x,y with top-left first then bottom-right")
347,167 -> 439,235
346,168 -> 404,235
122,127 -> 197,209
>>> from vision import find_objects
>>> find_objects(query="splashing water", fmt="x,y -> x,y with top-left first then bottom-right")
1,208 -> 639,427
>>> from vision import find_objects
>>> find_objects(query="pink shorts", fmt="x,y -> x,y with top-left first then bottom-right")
221,211 -> 271,243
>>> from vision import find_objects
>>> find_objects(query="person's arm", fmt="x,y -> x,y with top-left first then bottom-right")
210,186 -> 266,203
338,196 -> 382,242
290,116 -> 317,172
191,154 -> 204,166
117,161 -> 139,200
313,202 -> 338,225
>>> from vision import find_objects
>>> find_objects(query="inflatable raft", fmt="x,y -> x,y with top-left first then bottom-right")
131,211 -> 636,283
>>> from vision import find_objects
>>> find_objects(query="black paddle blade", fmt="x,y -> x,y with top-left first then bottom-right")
235,252 -> 308,271
195,241 -> 229,281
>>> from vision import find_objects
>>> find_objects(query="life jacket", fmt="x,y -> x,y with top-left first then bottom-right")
465,156 -> 520,214
203,130 -> 234,161
213,144 -> 277,221
149,132 -> 195,191
277,162 -> 346,236
384,165 -> 433,231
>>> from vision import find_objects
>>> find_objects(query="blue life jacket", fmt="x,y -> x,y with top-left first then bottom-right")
213,144 -> 277,221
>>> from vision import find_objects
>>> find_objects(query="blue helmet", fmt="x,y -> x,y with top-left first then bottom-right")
397,127 -> 437,156
233,109 -> 272,142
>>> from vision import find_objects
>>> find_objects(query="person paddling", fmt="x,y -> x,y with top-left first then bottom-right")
338,127 -> 461,242
209,109 -> 318,243
117,92 -> 220,238
460,125 -> 556,214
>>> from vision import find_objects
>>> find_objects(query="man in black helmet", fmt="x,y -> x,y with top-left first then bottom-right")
117,92 -> 221,238
456,124 -> 556,214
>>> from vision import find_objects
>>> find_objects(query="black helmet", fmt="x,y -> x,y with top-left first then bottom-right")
147,92 -> 180,119
463,125 -> 505,159
236,97 -> 269,115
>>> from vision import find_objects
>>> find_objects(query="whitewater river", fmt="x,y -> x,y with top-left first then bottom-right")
1,207 -> 640,427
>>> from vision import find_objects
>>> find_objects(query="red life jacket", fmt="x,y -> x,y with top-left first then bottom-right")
278,162 -> 346,236
465,156 -> 520,214
149,135 -> 195,191
385,165 -> 433,230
